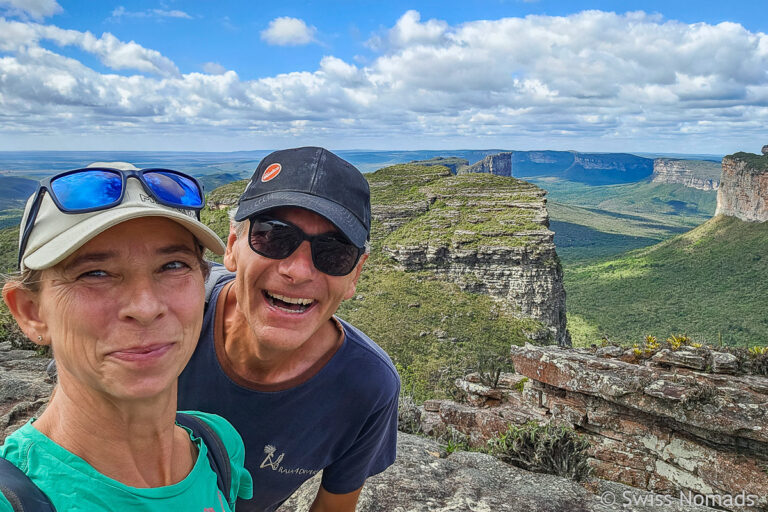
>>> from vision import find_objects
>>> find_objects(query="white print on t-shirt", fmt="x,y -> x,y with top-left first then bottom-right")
260,445 -> 284,470
259,444 -> 320,477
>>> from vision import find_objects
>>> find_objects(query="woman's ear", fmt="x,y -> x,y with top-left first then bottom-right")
2,282 -> 50,346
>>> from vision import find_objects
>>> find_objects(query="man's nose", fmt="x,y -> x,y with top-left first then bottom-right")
277,241 -> 316,282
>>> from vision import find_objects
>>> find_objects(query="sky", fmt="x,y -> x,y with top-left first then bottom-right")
0,0 -> 767,154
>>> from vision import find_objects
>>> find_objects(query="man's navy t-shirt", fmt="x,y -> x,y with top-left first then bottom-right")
178,273 -> 400,512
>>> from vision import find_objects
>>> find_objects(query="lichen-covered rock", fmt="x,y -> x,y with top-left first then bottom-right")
711,352 -> 739,374
651,349 -> 707,371
509,344 -> 768,511
651,159 -> 720,191
278,433 -> 718,512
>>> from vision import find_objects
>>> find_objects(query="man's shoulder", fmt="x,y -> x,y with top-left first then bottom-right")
334,317 -> 400,393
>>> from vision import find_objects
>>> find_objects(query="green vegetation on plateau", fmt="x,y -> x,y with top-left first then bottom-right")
566,215 -> 768,347
729,152 -> 768,172
372,165 -> 547,250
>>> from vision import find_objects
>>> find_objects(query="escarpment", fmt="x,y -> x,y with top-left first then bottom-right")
459,150 -> 654,185
369,164 -> 570,346
652,159 -> 720,191
715,148 -> 768,222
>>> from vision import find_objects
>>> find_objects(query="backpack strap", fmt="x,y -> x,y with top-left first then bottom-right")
0,457 -> 56,512
175,413 -> 232,504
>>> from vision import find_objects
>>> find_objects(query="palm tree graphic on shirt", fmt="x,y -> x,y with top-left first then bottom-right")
260,444 -> 284,470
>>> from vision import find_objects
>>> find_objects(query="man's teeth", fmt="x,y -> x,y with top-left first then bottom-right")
268,292 -> 313,305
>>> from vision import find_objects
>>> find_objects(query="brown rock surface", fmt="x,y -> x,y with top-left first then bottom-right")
278,433 -> 719,512
715,154 -> 768,221
0,342 -> 53,443
510,344 -> 768,511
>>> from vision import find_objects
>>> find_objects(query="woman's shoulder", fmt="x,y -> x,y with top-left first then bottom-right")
177,410 -> 253,503
177,410 -> 242,453
0,420 -> 44,470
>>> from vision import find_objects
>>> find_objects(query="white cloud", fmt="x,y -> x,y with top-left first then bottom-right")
0,0 -> 61,20
261,17 -> 316,46
203,62 -> 227,75
2,10 -> 768,152
0,18 -> 179,76
109,6 -> 192,21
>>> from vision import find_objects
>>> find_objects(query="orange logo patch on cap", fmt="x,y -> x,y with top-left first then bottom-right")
261,163 -> 282,182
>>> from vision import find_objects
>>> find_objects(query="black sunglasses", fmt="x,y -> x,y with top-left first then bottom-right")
248,217 -> 363,276
18,167 -> 205,268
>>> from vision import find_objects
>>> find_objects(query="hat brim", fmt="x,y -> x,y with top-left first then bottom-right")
234,192 -> 368,248
23,207 -> 226,270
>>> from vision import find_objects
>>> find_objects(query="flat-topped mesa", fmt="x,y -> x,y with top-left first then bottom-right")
368,163 -> 570,346
715,149 -> 768,222
651,159 -> 720,191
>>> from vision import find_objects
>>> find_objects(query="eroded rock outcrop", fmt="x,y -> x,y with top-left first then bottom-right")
716,150 -> 768,222
0,342 -> 53,443
369,164 -> 569,346
278,432 -> 718,512
651,159 -> 720,191
409,345 -> 768,511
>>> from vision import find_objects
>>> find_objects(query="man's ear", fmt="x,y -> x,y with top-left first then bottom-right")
223,222 -> 239,272
2,282 -> 50,346
343,253 -> 368,301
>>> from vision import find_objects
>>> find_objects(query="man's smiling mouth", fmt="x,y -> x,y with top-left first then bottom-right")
264,291 -> 315,313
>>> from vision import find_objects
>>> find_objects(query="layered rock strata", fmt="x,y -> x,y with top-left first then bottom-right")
411,345 -> 768,512
369,164 -> 570,346
716,151 -> 768,222
651,159 -> 720,191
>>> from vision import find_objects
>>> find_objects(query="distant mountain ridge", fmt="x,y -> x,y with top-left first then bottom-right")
455,151 -> 655,185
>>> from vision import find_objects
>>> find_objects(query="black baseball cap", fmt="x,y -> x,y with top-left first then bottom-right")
234,147 -> 371,248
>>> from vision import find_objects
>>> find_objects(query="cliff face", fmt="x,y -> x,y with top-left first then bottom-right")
460,152 -> 513,176
715,152 -> 768,222
369,164 -> 570,346
651,159 -> 720,191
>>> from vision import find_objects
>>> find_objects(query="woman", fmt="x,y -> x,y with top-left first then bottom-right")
0,163 -> 252,510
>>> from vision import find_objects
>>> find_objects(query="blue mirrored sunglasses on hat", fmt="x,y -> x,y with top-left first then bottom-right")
18,167 -> 206,269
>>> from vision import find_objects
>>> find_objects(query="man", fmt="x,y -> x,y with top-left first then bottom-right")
178,147 -> 400,512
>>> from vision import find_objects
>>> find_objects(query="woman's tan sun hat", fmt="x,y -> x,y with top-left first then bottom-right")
19,162 -> 225,271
